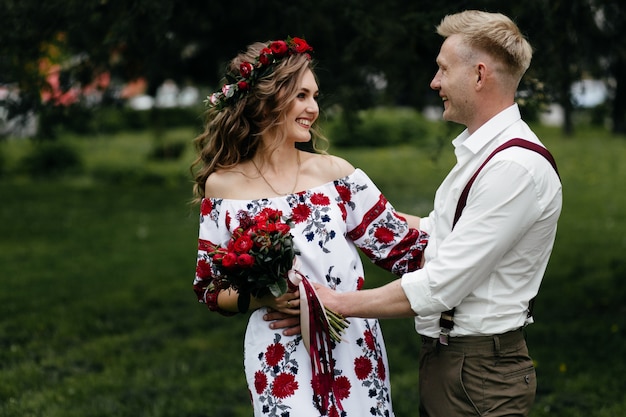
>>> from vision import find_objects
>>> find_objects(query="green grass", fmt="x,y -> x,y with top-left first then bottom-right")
1,121 -> 625,416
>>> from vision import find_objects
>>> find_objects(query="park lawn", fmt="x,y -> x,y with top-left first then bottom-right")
0,123 -> 625,416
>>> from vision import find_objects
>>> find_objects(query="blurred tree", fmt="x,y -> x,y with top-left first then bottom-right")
1,0 -> 624,138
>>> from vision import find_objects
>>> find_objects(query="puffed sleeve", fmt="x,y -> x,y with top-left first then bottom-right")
334,169 -> 429,275
192,198 -> 236,316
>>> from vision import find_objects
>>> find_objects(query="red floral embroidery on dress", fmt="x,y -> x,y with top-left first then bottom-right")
354,356 -> 373,380
200,198 -> 213,216
266,342 -> 286,367
338,203 -> 347,221
333,375 -> 351,401
272,373 -> 299,398
364,329 -> 376,351
356,276 -> 365,290
195,258 -> 212,279
376,357 -> 386,380
255,370 -> 268,394
225,210 -> 232,230
336,184 -> 351,202
374,226 -> 395,244
353,321 -> 392,416
255,334 -> 301,414
286,192 -> 336,253
310,192 -> 330,206
292,203 -> 311,223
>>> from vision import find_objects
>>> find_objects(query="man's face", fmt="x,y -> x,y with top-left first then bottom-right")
430,35 -> 476,127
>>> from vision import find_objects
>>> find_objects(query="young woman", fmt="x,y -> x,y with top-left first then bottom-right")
191,37 -> 428,416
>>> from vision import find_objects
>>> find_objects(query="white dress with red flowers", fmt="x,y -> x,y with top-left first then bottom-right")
194,169 -> 428,417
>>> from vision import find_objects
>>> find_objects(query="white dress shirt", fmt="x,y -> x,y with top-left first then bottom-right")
401,104 -> 563,337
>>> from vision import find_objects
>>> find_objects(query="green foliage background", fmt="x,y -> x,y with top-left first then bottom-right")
1,116 -> 625,416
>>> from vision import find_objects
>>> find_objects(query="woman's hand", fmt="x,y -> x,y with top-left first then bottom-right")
260,290 -> 301,336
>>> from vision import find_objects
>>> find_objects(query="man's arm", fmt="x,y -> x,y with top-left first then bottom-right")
315,280 -> 416,319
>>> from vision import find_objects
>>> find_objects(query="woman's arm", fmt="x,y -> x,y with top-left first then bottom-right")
398,212 -> 421,229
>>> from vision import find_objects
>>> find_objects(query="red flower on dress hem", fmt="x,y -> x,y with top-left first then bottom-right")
334,375 -> 351,400
272,373 -> 299,398
254,370 -> 268,394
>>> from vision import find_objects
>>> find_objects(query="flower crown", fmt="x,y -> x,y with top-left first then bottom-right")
204,37 -> 314,111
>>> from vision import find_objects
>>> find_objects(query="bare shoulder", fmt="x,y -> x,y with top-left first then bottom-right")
204,166 -> 253,199
303,153 -> 355,183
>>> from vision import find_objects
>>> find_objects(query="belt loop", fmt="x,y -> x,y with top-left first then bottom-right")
493,335 -> 501,358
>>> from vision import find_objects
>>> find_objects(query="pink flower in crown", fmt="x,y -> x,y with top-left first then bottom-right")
222,83 -> 235,98
208,92 -> 221,106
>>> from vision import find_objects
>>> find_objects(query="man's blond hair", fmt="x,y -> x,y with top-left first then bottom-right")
436,10 -> 533,83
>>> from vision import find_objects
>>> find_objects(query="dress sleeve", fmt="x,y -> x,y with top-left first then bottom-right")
335,170 -> 429,276
192,198 -> 236,316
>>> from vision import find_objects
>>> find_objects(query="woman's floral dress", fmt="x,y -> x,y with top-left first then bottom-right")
194,169 -> 428,416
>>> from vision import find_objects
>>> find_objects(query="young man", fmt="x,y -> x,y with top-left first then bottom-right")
311,10 -> 562,416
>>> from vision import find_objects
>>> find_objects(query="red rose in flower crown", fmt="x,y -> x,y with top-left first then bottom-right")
204,36 -> 314,111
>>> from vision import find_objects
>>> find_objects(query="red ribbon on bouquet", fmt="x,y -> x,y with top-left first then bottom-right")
288,263 -> 344,413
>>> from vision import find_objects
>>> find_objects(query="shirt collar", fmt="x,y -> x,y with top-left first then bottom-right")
452,104 -> 522,155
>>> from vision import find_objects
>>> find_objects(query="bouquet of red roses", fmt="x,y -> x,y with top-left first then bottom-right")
210,208 -> 298,298
209,207 -> 349,340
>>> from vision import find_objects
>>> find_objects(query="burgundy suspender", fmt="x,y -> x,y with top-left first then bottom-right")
438,139 -> 560,345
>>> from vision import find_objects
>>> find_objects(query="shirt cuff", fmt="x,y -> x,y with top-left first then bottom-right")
419,216 -> 432,235
400,270 -> 440,316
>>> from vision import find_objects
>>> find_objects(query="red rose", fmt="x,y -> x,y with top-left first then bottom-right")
200,198 -> 213,216
275,222 -> 291,235
259,48 -> 272,65
333,375 -> 351,400
254,370 -> 268,394
291,204 -> 311,223
374,226 -> 395,244
234,235 -> 253,253
237,80 -> 249,91
239,61 -> 253,78
270,40 -> 288,57
237,253 -> 254,268
310,193 -> 330,206
291,37 -> 312,53
221,252 -> 237,268
354,356 -> 372,380
212,252 -> 224,264
265,342 -> 286,367
272,373 -> 298,398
